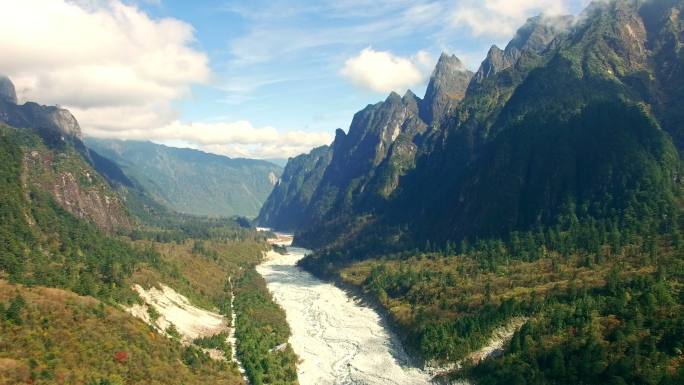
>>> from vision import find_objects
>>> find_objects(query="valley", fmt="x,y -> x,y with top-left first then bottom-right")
2,1 -> 684,385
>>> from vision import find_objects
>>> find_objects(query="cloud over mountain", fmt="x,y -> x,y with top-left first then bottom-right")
452,0 -> 571,37
341,48 -> 433,93
0,0 -> 333,159
90,119 -> 334,159
0,0 -> 209,134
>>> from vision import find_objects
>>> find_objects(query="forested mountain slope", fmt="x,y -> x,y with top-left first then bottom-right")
262,1 -> 684,384
0,79 -> 297,385
86,138 -> 282,218
262,0 -> 684,256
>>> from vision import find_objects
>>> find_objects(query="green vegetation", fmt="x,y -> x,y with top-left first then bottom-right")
278,4 -> 684,383
85,138 -> 282,218
0,281 -> 243,385
234,270 -> 299,385
0,124 -> 299,384
474,275 -> 684,385
194,332 -> 232,360
0,126 -> 157,304
334,200 -> 684,383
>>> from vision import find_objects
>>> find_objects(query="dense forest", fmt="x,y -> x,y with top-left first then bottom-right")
234,270 -> 299,385
310,179 -> 684,383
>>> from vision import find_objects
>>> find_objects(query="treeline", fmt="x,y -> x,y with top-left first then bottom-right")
128,215 -> 258,244
234,269 -> 298,385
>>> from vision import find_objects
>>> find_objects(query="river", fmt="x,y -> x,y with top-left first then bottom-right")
256,245 -> 432,385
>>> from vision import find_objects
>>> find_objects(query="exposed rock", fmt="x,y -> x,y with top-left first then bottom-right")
259,52 -> 472,239
23,148 -> 133,233
471,45 -> 512,84
421,53 -> 473,124
257,145 -> 333,231
0,100 -> 82,141
470,15 -> 572,88
0,76 -> 17,104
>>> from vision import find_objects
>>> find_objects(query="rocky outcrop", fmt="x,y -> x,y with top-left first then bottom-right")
0,77 -> 82,142
0,75 -> 17,104
421,54 -> 473,124
23,147 -> 133,233
469,15 -> 572,89
259,48 -> 475,239
0,76 -> 133,233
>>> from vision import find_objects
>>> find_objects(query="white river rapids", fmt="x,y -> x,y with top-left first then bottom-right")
256,246 -> 432,385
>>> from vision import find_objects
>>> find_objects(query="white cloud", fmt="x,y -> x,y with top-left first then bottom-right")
341,48 -> 433,93
452,0 -> 571,38
0,0 -> 209,135
226,1 -> 445,65
88,120 -> 334,159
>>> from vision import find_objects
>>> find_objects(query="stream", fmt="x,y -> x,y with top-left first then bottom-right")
256,244 -> 432,385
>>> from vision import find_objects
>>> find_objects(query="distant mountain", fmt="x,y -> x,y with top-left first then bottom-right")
85,138 -> 282,218
264,158 -> 289,167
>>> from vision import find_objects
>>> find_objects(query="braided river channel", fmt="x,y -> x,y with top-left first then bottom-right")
256,243 -> 431,385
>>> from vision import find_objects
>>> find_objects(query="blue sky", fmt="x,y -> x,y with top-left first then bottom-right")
145,0 -> 588,133
0,0 -> 589,159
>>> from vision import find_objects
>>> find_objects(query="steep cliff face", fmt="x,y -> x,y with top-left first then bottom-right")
22,143 -> 133,233
421,54 -> 474,124
257,50 -> 473,245
0,90 -> 82,143
641,0 -> 684,148
257,145 -> 333,231
261,1 -> 684,255
0,77 -> 132,233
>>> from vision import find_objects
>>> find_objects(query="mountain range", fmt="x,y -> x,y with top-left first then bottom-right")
2,1 -> 684,384
259,0 -> 684,256
256,1 -> 684,383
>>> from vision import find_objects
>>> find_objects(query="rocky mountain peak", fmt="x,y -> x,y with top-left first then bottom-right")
435,53 -> 465,72
471,45 -> 509,84
470,14 -> 572,88
507,14 -> 573,54
403,89 -> 418,100
421,53 -> 473,124
0,75 -> 17,104
386,91 -> 403,103
0,77 -> 83,141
